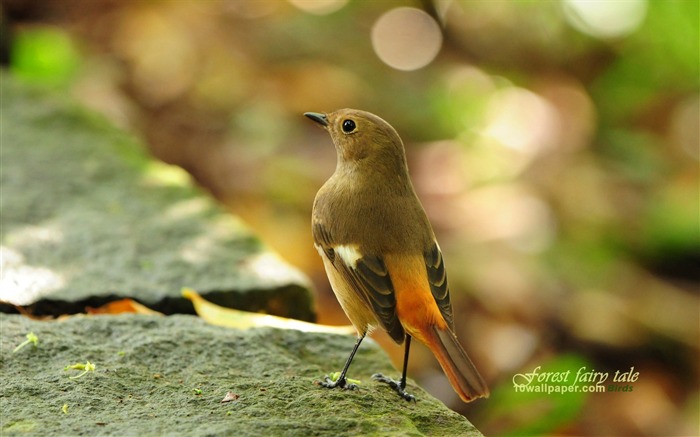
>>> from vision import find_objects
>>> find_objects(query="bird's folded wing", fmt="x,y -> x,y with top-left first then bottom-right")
425,242 -> 455,331
313,222 -> 405,343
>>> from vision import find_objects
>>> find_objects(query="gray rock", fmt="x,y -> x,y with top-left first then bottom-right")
1,313 -> 483,436
0,76 -> 313,321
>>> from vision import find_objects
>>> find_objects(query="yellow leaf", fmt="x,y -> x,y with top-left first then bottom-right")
182,288 -> 354,335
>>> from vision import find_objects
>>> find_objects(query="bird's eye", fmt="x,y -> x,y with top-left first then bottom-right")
342,119 -> 356,133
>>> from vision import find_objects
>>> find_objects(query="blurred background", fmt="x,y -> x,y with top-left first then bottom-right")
2,0 -> 698,435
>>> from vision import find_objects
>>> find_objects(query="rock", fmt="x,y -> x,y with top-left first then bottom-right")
0,75 -> 313,321
1,313 -> 483,436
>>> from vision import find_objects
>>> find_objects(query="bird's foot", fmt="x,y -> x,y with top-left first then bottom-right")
372,373 -> 416,402
317,372 -> 358,390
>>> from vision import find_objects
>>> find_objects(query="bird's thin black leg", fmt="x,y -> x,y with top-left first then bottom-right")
319,334 -> 365,390
372,335 -> 416,402
399,334 -> 411,390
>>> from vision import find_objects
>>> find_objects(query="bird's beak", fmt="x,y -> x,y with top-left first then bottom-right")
304,112 -> 329,128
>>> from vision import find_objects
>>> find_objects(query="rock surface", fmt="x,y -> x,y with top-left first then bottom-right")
0,76 -> 313,320
1,313 -> 483,436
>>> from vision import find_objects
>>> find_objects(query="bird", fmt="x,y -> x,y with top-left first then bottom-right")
305,108 -> 489,402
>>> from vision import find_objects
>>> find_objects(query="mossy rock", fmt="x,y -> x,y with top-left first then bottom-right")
1,313 -> 482,436
0,74 -> 313,321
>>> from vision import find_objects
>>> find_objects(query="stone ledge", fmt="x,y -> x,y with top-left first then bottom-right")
0,75 -> 313,321
1,313 -> 482,437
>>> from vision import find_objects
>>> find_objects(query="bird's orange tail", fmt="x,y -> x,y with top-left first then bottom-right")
426,326 -> 489,402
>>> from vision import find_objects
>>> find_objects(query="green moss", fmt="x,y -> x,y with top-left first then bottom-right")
0,314 -> 482,436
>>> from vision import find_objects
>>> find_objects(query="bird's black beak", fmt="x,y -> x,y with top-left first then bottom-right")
304,112 -> 328,128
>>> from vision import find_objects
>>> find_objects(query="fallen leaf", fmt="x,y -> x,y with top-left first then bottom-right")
86,299 -> 162,315
221,392 -> 240,403
182,288 -> 354,334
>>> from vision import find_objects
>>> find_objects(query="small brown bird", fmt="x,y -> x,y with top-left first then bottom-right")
305,109 -> 489,402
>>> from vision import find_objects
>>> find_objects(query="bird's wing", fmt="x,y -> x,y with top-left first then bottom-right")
313,222 -> 405,343
424,242 -> 455,331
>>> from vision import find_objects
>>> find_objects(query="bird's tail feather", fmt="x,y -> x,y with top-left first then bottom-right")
428,326 -> 489,402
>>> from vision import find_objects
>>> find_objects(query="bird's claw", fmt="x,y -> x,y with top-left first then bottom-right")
372,373 -> 416,402
319,375 -> 358,390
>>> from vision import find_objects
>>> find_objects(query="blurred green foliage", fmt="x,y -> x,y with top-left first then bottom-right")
10,27 -> 79,87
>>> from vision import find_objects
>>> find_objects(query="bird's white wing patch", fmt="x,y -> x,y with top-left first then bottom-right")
335,244 -> 362,269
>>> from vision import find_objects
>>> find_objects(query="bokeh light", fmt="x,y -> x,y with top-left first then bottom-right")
371,7 -> 443,71
288,0 -> 348,15
482,87 -> 560,158
563,0 -> 648,39
112,7 -> 198,106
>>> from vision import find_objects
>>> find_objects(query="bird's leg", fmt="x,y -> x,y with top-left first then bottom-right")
319,334 -> 365,390
373,335 -> 416,402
